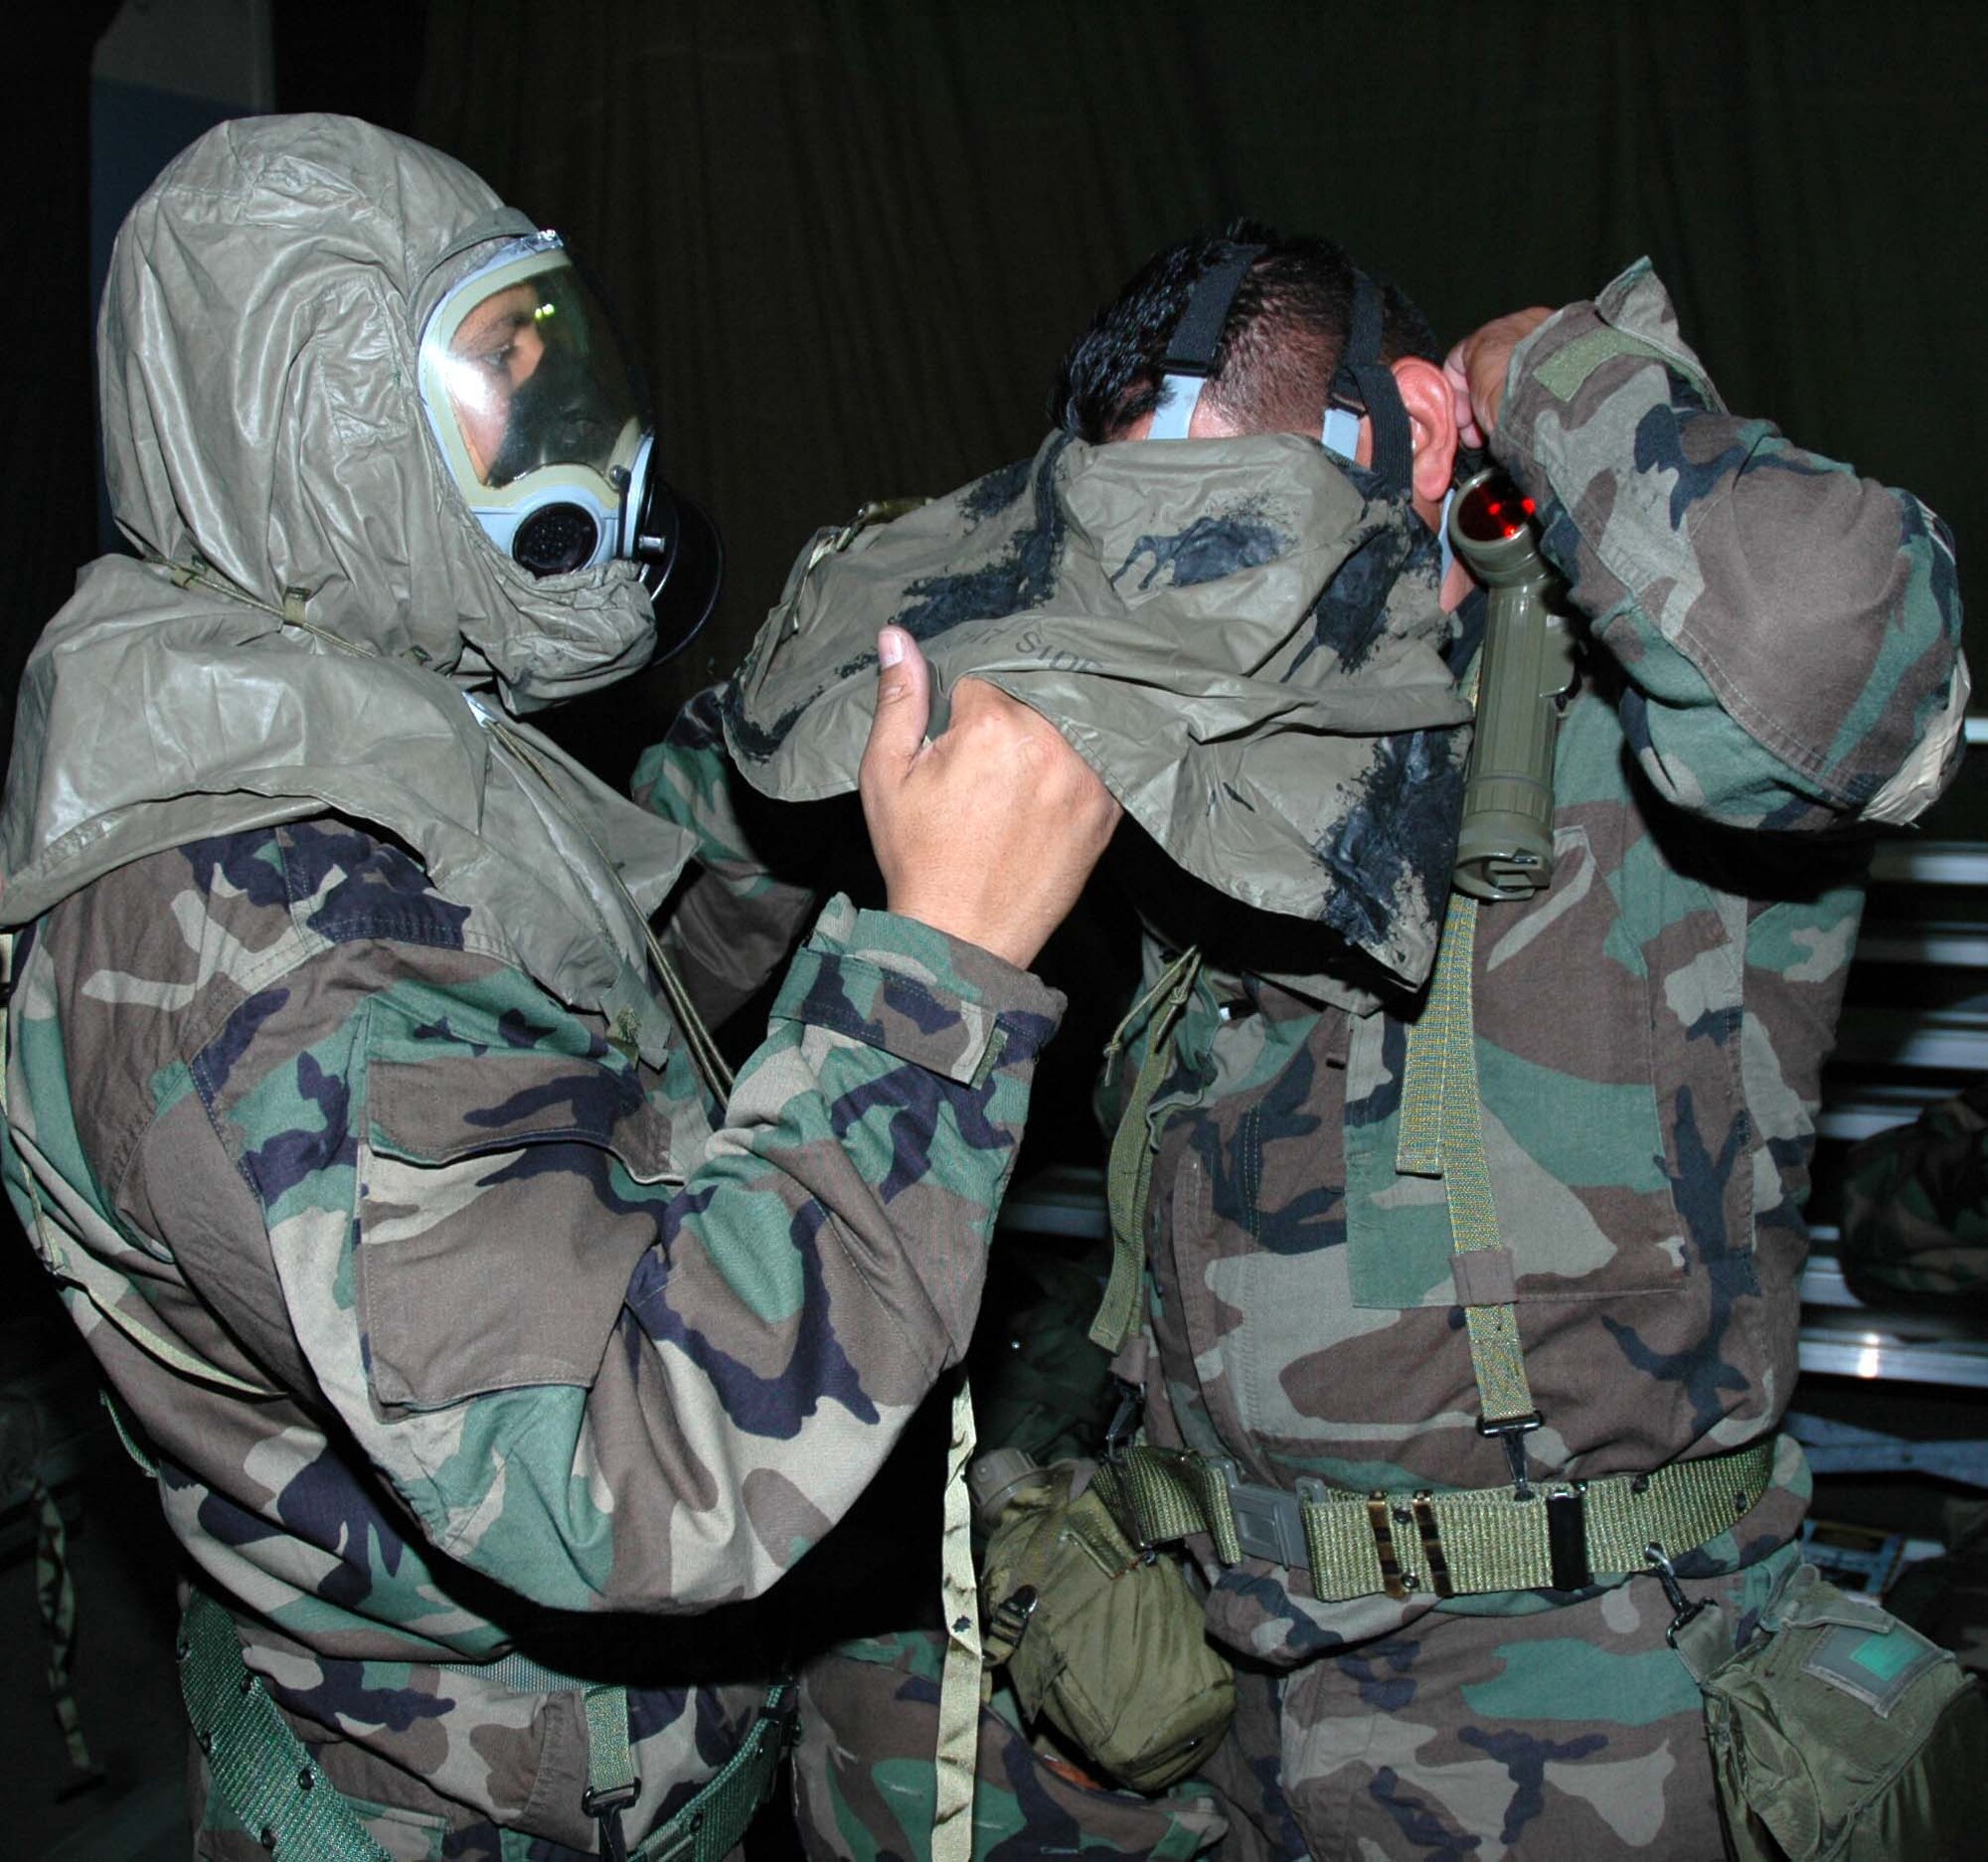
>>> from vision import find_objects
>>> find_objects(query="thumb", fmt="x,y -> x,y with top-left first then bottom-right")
1443,346 -> 1482,448
862,626 -> 931,782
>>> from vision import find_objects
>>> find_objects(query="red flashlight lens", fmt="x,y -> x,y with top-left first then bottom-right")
1455,482 -> 1536,544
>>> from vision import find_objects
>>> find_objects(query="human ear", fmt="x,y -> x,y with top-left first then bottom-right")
1390,356 -> 1459,507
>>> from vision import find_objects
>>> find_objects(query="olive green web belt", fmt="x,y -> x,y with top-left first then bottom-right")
178,1588 -> 796,1861
1091,1436 -> 1777,1602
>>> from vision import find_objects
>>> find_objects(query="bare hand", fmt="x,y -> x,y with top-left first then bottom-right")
859,627 -> 1121,970
1443,307 -> 1555,449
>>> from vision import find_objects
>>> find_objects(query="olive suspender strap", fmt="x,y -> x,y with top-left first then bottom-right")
616,1679 -> 797,1862
1395,656 -> 1543,1486
582,1683 -> 641,1861
1091,946 -> 1204,1352
1395,886 -> 1545,1483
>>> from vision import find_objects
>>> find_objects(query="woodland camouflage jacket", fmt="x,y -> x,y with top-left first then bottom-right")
3,831 -> 1060,1854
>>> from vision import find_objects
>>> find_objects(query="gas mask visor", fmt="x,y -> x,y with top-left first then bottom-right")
418,232 -> 721,658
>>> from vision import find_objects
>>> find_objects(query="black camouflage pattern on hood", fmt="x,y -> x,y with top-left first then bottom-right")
725,428 -> 1472,991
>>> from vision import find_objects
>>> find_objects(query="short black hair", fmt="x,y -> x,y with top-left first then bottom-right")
1051,218 -> 1438,443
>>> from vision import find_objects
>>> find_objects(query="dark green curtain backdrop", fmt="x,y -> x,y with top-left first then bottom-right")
424,2 -> 1975,775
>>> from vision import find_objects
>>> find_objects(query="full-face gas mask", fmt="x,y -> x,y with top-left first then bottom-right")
417,231 -> 722,659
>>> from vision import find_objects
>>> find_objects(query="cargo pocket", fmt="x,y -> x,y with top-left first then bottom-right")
356,1017 -> 677,1412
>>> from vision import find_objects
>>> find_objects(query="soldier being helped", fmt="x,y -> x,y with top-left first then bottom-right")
706,225 -> 1980,1857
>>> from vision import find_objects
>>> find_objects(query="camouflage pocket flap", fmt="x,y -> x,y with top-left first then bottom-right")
358,1045 -> 674,1411
367,1050 -> 672,1183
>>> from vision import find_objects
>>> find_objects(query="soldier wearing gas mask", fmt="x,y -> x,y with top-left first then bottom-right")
697,225 -> 1970,1857
0,113 -> 1117,1860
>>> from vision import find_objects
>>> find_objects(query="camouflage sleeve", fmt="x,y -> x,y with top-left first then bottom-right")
1494,258 -> 1968,831
155,890 -> 1062,1616
632,682 -> 824,1028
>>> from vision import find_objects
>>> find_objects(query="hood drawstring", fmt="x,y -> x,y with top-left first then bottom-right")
155,550 -> 359,656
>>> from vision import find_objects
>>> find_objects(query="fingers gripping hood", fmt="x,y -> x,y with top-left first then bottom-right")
98,113 -> 656,708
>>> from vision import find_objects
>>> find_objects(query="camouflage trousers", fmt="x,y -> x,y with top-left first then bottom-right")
1195,1544 -> 1802,1861
798,1547 -> 1800,1860
794,1631 -> 1229,1858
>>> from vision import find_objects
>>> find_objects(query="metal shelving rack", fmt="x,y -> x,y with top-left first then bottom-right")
1798,722 -> 1988,1391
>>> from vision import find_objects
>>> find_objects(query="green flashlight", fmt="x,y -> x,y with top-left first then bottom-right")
1445,468 -> 1580,901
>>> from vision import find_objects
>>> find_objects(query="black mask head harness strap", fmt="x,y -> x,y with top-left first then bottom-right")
1145,242 -> 1265,440
1321,269 -> 1414,499
1145,247 -> 1416,507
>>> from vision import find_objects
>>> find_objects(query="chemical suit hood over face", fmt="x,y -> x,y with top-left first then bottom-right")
727,431 -> 1474,992
0,115 -> 694,1064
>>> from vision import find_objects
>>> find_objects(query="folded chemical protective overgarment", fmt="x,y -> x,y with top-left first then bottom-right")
725,429 -> 1474,991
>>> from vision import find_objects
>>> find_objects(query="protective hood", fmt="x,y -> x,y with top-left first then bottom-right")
727,431 -> 1472,989
0,116 -> 692,1062
96,112 -> 657,703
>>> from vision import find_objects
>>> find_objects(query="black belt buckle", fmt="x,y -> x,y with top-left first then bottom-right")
582,1780 -> 641,1817
1546,1484 -> 1590,1592
582,1778 -> 641,1862
1477,1411 -> 1544,1500
765,1682 -> 802,1760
